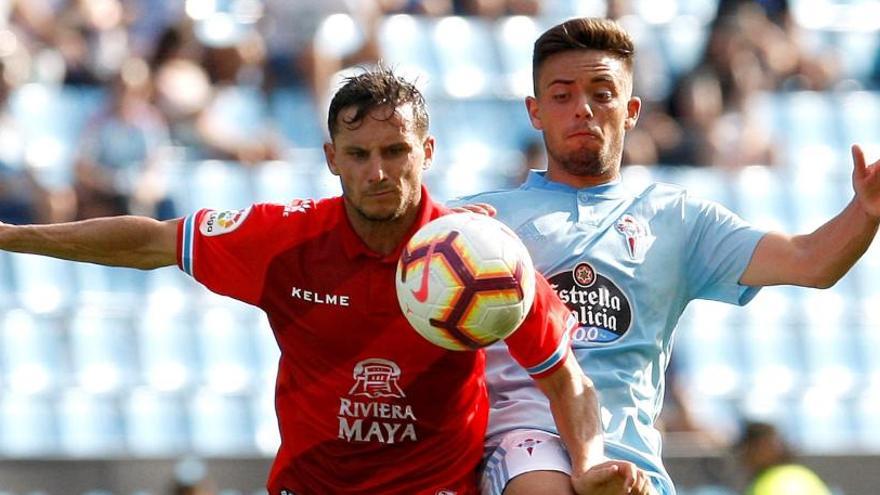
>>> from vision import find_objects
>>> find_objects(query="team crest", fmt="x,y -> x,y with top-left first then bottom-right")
573,262 -> 596,288
516,438 -> 543,456
349,358 -> 406,399
199,207 -> 251,237
283,199 -> 314,216
614,214 -> 652,260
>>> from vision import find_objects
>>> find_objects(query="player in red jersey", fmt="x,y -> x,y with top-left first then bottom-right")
0,67 -> 648,494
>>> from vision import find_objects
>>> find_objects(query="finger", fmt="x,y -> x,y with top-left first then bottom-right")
853,144 -> 867,178
586,463 -> 620,483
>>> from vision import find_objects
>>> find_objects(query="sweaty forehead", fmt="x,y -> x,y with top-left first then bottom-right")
538,50 -> 631,89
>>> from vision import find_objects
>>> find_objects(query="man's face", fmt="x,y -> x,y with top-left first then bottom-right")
324,104 -> 433,223
527,50 -> 641,183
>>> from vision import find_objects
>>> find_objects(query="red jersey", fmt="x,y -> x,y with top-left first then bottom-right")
176,188 -> 573,495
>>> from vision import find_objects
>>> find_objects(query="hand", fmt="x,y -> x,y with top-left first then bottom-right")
450,202 -> 496,217
571,460 -> 657,495
852,144 -> 880,219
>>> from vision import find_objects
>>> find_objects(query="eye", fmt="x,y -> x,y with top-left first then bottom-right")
348,149 -> 369,160
552,93 -> 569,102
595,90 -> 614,102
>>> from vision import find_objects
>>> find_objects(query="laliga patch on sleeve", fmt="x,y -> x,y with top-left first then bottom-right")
199,207 -> 252,237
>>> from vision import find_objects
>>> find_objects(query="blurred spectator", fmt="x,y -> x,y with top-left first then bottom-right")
74,57 -> 174,219
511,137 -> 546,185
736,421 -> 832,495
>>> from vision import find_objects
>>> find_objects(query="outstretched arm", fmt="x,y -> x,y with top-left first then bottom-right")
741,144 -> 880,288
534,353 -> 607,492
0,216 -> 179,270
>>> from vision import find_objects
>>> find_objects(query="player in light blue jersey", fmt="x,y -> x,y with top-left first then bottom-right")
451,17 -> 880,495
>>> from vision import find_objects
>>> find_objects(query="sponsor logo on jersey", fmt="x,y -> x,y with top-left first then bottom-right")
549,266 -> 632,345
338,358 -> 418,444
516,437 -> 543,456
614,214 -> 651,260
283,199 -> 314,216
199,208 -> 251,237
291,286 -> 350,306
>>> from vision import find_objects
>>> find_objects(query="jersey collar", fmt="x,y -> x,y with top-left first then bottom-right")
524,170 -> 629,199
338,185 -> 443,263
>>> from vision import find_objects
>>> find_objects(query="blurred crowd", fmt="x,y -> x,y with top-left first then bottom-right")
0,0 -> 874,224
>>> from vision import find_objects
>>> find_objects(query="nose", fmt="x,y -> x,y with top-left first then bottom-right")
574,94 -> 593,120
366,156 -> 385,184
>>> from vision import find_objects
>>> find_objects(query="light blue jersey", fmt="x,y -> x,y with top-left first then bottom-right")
453,171 -> 766,494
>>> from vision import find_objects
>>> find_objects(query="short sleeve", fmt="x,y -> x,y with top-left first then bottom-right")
177,204 -> 282,305
503,274 -> 574,379
685,198 -> 767,305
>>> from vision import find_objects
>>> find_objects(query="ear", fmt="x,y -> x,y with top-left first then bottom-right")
624,96 -> 641,131
422,135 -> 435,170
324,142 -> 340,176
525,96 -> 544,131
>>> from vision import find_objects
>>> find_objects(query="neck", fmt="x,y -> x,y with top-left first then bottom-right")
544,162 -> 620,189
344,198 -> 422,256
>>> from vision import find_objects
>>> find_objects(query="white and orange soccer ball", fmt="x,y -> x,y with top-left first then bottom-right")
396,213 -> 536,351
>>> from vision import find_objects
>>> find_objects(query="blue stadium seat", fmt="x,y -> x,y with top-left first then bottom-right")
656,18 -> 709,78
195,302 -> 258,394
1,309 -> 65,395
734,166 -> 794,232
269,87 -> 325,148
432,17 -> 501,98
494,16 -> 542,97
252,159 -> 320,204
68,307 -> 137,394
854,389 -> 880,451
176,160 -> 255,213
10,253 -> 75,314
74,263 -> 146,309
378,15 -> 440,97
0,393 -> 57,456
58,389 -> 125,456
8,84 -> 105,188
836,91 -> 880,147
675,300 -> 743,400
252,388 -> 280,456
125,388 -> 189,455
739,288 -> 804,400
189,390 -> 256,455
137,307 -> 198,393
792,392 -> 856,453
781,92 -> 842,178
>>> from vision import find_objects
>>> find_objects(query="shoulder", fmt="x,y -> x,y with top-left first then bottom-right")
194,197 -> 339,239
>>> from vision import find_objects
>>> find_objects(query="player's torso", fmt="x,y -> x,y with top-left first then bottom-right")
259,228 -> 487,494
470,182 -> 690,480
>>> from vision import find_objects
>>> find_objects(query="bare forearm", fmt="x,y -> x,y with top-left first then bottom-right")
0,216 -> 179,269
537,354 -> 604,477
744,199 -> 879,288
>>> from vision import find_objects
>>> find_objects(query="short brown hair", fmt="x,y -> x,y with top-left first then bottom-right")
327,66 -> 429,139
533,18 -> 635,94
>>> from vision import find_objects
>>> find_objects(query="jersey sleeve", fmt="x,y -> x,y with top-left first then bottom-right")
503,274 -> 574,379
684,197 -> 767,305
177,204 -> 284,305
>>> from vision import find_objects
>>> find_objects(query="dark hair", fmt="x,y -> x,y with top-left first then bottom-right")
532,18 -> 635,94
327,66 -> 429,139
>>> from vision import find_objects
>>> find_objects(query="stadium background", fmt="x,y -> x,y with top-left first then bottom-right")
0,0 -> 879,493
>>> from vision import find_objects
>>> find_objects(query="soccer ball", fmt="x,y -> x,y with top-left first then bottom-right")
396,213 -> 536,351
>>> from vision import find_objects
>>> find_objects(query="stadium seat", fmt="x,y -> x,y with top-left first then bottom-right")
734,166 -> 793,233
675,300 -> 742,400
124,388 -> 189,455
175,160 -> 254,213
68,307 -> 137,394
494,16 -> 542,97
836,91 -> 880,147
189,390 -> 256,455
10,253 -> 75,314
195,303 -> 258,395
792,390 -> 856,452
656,17 -> 709,78
137,307 -> 198,393
739,288 -> 804,401
269,87 -> 326,148
1,309 -> 65,395
432,16 -> 501,98
74,263 -> 146,309
377,15 -> 440,97
252,388 -> 280,456
252,157 -> 320,204
8,84 -> 105,188
57,388 -> 125,456
0,393 -> 57,456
